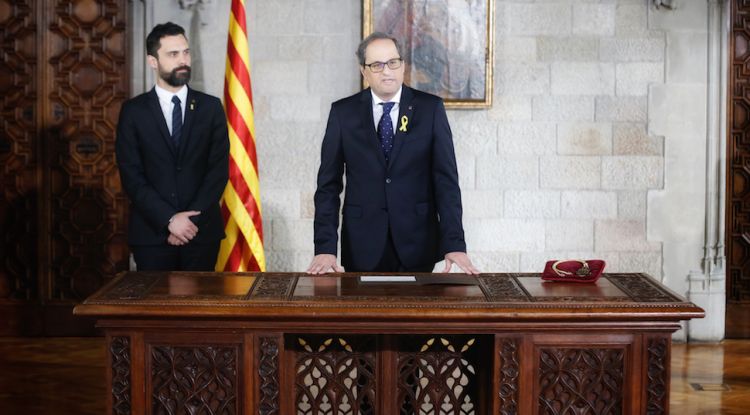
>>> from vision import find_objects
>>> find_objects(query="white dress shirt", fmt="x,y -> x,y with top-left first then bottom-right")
154,84 -> 188,136
371,86 -> 402,134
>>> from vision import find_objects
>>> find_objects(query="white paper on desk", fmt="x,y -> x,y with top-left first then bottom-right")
359,275 -> 416,282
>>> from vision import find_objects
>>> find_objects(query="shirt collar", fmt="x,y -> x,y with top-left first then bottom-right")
371,86 -> 402,106
155,84 -> 188,104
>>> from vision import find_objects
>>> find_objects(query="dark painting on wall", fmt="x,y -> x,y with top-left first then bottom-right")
363,0 -> 494,108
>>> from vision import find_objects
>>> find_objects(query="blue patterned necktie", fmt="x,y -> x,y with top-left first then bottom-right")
171,95 -> 182,148
378,102 -> 395,160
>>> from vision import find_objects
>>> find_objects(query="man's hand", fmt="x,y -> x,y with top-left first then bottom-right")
306,254 -> 344,274
167,233 -> 184,246
442,252 -> 480,275
167,210 -> 201,244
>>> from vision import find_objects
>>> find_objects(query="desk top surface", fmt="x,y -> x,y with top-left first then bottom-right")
74,272 -> 704,322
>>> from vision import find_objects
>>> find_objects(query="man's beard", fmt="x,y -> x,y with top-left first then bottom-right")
160,65 -> 191,87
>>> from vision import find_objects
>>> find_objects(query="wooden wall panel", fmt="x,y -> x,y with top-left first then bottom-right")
728,0 -> 750,338
0,0 -> 130,335
0,0 -> 38,302
44,0 -> 129,301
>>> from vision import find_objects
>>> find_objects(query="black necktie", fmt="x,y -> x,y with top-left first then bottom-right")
378,102 -> 395,160
171,95 -> 182,147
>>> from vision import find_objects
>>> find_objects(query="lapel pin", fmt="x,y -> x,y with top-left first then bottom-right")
399,115 -> 409,132
190,100 -> 195,110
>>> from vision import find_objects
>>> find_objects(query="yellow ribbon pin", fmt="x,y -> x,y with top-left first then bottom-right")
399,115 -> 408,132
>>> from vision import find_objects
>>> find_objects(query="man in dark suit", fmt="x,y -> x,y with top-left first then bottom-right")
116,22 -> 229,271
307,32 -> 478,274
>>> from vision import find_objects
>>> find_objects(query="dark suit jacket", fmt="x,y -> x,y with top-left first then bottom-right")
314,86 -> 466,270
115,87 -> 229,245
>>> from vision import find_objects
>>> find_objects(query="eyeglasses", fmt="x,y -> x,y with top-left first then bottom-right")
363,58 -> 403,73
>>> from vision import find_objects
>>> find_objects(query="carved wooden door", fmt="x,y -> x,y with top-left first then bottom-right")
729,0 -> 750,338
0,0 -> 130,335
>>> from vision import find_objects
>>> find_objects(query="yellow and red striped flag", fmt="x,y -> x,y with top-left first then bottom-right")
216,0 -> 266,272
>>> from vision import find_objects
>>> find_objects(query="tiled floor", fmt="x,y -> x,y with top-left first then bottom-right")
0,337 -> 748,414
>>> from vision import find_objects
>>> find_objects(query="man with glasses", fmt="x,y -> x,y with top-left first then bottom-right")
307,32 -> 478,275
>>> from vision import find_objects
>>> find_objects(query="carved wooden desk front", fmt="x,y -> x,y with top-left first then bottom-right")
75,272 -> 703,415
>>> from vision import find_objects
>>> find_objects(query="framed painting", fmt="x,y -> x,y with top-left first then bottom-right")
362,0 -> 494,108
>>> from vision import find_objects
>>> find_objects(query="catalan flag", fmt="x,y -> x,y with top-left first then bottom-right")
216,0 -> 266,272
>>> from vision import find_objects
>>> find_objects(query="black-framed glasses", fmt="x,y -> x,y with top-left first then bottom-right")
363,58 -> 403,73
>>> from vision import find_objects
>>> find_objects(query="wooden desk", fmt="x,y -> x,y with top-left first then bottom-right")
74,272 -> 703,415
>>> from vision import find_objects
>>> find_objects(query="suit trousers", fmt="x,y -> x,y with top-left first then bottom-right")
348,230 -> 435,273
131,242 -> 220,271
